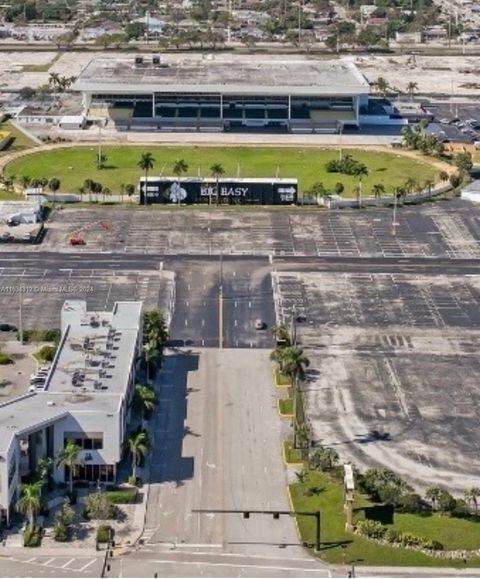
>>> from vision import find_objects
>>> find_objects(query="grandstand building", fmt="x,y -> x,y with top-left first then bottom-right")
73,55 -> 370,133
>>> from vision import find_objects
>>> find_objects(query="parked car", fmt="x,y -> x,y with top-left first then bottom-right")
0,323 -> 17,332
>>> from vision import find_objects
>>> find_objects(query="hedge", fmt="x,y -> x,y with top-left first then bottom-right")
106,488 -> 137,504
0,352 -> 13,365
96,524 -> 113,544
356,520 -> 443,551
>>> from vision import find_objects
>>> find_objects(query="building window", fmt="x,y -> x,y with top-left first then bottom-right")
66,463 -> 114,483
64,435 -> 103,450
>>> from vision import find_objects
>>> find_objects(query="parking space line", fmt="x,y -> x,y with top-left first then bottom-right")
78,559 -> 97,572
61,558 -> 75,568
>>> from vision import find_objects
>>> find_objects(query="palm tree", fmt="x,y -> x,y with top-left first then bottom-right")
280,346 -> 310,381
138,152 -> 155,207
271,324 -> 291,347
353,165 -> 368,208
101,186 -> 111,203
173,159 -> 189,179
35,457 -> 53,493
372,183 -> 385,199
48,177 -> 61,205
143,340 -> 159,383
425,486 -> 442,511
56,439 -> 81,495
423,178 -> 435,197
374,77 -> 389,97
20,175 -> 31,189
210,163 -> 225,205
133,383 -> 157,420
16,482 -> 42,528
404,177 -> 418,195
464,488 -> 480,515
406,81 -> 418,102
126,430 -> 150,482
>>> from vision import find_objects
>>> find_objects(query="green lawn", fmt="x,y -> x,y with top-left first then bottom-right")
290,470 -> 480,566
278,398 -> 294,416
274,368 -> 291,386
5,146 -> 438,198
0,121 -> 38,157
283,441 -> 303,464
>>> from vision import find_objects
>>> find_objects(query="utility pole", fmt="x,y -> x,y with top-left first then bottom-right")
219,251 -> 223,349
298,0 -> 302,46
18,289 -> 23,345
290,304 -> 297,346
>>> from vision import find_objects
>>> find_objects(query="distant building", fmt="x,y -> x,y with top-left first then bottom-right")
0,301 -> 143,526
73,55 -> 370,134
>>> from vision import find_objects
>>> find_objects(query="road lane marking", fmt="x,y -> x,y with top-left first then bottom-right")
150,559 -> 328,574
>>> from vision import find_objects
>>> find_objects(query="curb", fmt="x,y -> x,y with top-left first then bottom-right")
287,485 -> 303,544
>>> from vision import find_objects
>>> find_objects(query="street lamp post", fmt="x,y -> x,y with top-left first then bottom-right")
392,191 -> 399,235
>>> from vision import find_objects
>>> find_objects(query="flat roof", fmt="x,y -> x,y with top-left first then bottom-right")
0,301 -> 142,454
73,56 -> 370,97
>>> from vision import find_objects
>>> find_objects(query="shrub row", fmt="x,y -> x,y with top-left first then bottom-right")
20,329 -> 61,344
356,519 -> 443,551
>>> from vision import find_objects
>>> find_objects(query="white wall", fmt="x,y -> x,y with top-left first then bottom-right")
52,410 -> 122,483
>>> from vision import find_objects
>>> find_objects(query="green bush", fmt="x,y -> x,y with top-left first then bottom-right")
23,525 -> 42,547
20,329 -> 61,344
419,537 -> 444,551
34,344 -> 57,363
85,490 -> 116,519
106,488 -> 137,504
356,519 -> 386,539
397,493 -> 424,514
96,524 -> 113,544
53,521 -> 68,542
0,352 -> 13,365
384,528 -> 400,543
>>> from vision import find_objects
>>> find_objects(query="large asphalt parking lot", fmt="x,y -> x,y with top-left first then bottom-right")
274,270 -> 480,492
0,266 -> 174,329
37,198 -> 480,259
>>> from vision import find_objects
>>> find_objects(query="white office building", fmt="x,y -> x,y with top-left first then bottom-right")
0,300 -> 143,525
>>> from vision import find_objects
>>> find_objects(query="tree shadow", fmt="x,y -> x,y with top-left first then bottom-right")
319,539 -> 353,551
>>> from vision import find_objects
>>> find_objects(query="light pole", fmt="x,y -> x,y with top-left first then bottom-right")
219,251 -> 223,349
392,190 -> 399,235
